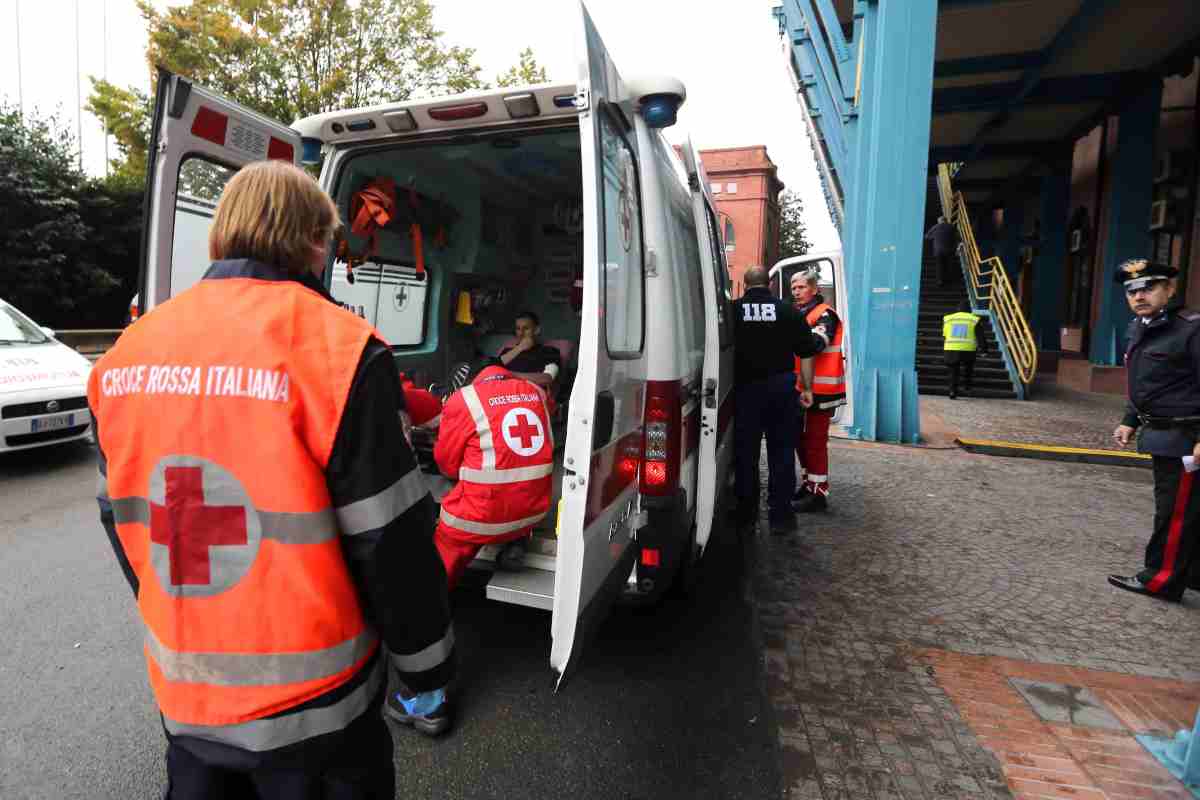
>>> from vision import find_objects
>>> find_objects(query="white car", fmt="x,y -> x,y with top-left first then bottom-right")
0,298 -> 94,453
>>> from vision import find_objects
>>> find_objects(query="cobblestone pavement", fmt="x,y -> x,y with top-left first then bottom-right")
922,382 -> 1129,451
750,440 -> 1200,799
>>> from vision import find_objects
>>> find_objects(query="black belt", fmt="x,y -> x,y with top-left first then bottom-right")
1136,413 -> 1200,429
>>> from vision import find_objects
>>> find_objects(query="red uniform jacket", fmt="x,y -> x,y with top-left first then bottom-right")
434,366 -> 554,543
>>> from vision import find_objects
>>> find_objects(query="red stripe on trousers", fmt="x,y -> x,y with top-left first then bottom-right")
1146,469 -> 1194,593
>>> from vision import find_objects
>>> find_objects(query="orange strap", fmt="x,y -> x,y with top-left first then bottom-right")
338,178 -> 397,283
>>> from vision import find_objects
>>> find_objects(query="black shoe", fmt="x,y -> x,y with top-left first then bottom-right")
792,493 -> 828,513
792,485 -> 812,502
769,515 -> 798,536
497,539 -> 527,571
385,692 -> 453,737
1107,574 -> 1182,603
948,392 -> 957,400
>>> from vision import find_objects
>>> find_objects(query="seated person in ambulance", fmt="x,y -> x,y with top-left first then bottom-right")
433,358 -> 554,588
497,311 -> 561,390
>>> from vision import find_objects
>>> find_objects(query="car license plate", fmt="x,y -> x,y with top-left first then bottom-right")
31,413 -> 74,433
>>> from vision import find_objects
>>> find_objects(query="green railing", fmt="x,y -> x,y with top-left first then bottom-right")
937,164 -> 1038,387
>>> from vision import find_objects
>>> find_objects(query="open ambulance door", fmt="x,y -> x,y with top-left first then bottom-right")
681,138 -> 735,555
139,68 -> 302,312
550,2 -> 646,689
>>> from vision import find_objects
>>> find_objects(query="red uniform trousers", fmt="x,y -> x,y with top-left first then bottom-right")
434,523 -> 533,590
796,408 -> 833,497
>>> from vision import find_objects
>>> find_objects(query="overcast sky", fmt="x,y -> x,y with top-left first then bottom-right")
0,0 -> 838,250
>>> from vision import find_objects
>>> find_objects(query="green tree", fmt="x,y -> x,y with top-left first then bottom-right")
89,0 -> 486,180
496,47 -> 549,88
777,189 -> 811,261
0,105 -> 122,326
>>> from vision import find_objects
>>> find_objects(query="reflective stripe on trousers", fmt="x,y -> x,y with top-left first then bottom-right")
439,508 -> 547,536
389,624 -> 455,672
161,657 -> 384,753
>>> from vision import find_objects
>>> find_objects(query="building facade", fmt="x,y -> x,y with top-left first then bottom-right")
697,146 -> 785,297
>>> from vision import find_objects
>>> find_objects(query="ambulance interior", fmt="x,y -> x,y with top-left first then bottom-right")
328,125 -> 584,600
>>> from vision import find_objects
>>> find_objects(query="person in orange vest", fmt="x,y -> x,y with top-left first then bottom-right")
88,161 -> 455,799
433,357 -> 555,587
790,269 -> 847,513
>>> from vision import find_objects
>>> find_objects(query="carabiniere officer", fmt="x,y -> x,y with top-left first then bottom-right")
1109,259 -> 1200,602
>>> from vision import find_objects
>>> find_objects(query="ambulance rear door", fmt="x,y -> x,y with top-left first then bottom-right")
681,138 -> 735,554
140,68 -> 302,312
551,1 -> 647,689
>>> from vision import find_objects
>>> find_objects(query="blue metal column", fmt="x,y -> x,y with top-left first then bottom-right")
1032,170 -> 1070,350
1091,82 -> 1162,365
998,201 -> 1026,285
843,0 -> 938,443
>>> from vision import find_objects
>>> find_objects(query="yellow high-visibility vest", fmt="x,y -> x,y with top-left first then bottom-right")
942,311 -> 980,352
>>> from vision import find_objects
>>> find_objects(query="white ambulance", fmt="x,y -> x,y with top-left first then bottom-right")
136,4 -> 735,686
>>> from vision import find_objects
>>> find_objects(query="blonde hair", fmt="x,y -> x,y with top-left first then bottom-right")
208,160 -> 340,274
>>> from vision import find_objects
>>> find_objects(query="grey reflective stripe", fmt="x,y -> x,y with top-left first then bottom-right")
146,628 -> 377,687
259,510 -> 336,544
458,463 -> 553,484
439,508 -> 547,536
112,497 -> 150,525
111,496 -> 337,544
335,469 -> 428,536
390,625 -> 455,673
460,385 -> 496,469
813,376 -> 843,385
824,345 -> 843,354
162,657 -> 384,753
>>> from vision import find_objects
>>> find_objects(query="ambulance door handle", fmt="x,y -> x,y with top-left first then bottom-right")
703,378 -> 717,409
592,391 -> 615,450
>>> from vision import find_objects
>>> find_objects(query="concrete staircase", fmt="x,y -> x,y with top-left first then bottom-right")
915,258 -> 1017,399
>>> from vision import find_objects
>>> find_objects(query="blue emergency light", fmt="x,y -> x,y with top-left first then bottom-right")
301,137 -> 323,165
640,94 -> 682,129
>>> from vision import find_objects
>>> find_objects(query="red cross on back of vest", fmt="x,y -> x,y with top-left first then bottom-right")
150,466 -> 248,586
147,456 -> 263,597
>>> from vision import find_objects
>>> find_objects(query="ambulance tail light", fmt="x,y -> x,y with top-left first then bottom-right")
428,102 -> 489,122
640,380 -> 681,497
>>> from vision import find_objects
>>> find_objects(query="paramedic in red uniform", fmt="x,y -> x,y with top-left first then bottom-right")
88,160 -> 456,800
433,358 -> 555,585
790,269 -> 846,513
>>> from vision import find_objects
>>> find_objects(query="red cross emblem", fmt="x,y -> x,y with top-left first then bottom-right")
500,407 -> 545,457
150,466 -> 247,586
147,456 -> 261,596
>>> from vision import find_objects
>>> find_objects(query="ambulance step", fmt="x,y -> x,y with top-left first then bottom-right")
486,568 -> 555,611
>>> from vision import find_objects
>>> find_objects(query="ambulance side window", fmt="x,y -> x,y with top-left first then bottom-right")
598,108 -> 644,358
171,157 -> 236,296
702,204 -> 733,350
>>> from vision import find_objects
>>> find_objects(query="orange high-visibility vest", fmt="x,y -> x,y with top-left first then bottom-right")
794,302 -> 847,404
434,366 -> 554,543
89,267 -> 382,742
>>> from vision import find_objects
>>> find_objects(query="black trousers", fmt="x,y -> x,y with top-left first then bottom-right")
936,251 -> 955,286
734,372 -> 798,523
163,695 -> 394,800
1136,456 -> 1200,599
943,351 -> 976,396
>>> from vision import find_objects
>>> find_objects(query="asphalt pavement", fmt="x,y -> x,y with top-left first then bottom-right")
0,440 -> 780,800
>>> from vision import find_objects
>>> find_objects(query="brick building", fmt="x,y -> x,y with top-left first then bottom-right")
679,145 -> 785,297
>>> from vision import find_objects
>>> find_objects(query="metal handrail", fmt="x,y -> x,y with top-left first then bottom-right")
936,164 -> 1038,386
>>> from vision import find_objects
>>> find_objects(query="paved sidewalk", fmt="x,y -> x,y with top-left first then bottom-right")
921,383 -> 1129,452
750,440 -> 1200,799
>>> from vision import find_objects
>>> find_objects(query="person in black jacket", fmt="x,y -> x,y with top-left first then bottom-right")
1108,259 -> 1200,602
733,266 -> 825,535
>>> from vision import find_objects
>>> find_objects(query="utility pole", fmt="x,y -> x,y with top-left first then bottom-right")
103,0 -> 110,177
15,0 -> 23,116
75,0 -> 83,171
